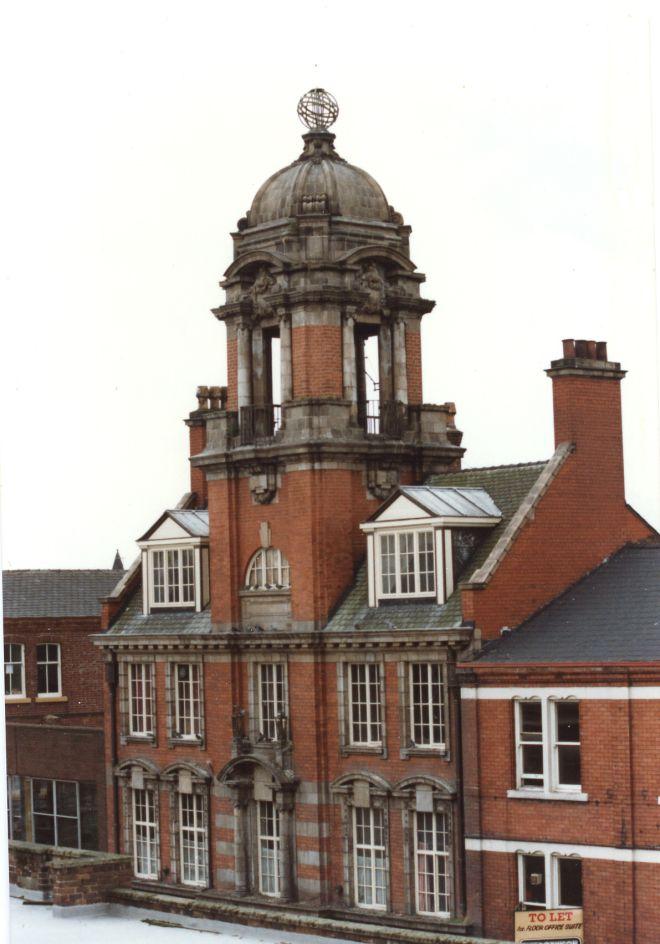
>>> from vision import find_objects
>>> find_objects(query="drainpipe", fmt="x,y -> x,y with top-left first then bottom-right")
448,647 -> 468,920
106,653 -> 120,853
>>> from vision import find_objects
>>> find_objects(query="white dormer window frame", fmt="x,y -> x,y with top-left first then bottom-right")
139,538 -> 209,616
361,507 -> 500,609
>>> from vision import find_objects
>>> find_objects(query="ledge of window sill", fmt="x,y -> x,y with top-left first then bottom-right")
507,788 -> 588,803
168,737 -> 205,749
401,746 -> 448,759
4,696 -> 31,704
35,695 -> 68,703
341,745 -> 385,756
124,734 -> 156,745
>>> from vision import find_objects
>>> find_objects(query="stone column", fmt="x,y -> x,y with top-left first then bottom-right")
277,788 -> 296,902
233,789 -> 250,895
237,323 -> 252,411
393,317 -> 408,404
378,322 -> 393,403
342,311 -> 358,417
279,312 -> 293,403
251,325 -> 265,406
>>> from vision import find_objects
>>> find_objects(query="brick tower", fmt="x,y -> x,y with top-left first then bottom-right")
190,92 -> 463,633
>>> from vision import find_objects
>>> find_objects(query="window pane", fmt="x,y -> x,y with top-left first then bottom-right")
152,551 -> 165,603
398,532 -> 415,593
79,783 -> 98,850
417,531 -> 435,593
556,702 -> 580,742
33,813 -> 55,845
181,548 -> 195,603
379,534 -> 396,595
520,702 -> 542,739
167,550 -> 180,603
57,815 -> 79,849
56,781 -> 78,818
32,780 -> 54,814
522,854 -> 546,905
558,858 -> 582,907
558,745 -> 581,786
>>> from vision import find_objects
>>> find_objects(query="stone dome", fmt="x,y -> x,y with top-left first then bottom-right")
246,131 -> 393,227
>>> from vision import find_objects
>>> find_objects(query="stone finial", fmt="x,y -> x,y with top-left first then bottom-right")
196,386 -> 210,410
209,386 -> 226,410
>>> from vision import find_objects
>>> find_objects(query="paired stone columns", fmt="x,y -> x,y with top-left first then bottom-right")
393,317 -> 409,404
276,788 -> 296,902
232,786 -> 251,896
342,311 -> 358,415
237,323 -> 252,412
279,313 -> 293,403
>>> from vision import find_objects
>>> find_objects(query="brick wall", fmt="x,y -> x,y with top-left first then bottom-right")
9,840 -> 131,906
188,422 -> 207,505
405,326 -> 422,404
291,324 -> 344,399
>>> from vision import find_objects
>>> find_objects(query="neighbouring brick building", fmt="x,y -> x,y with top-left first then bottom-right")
459,540 -> 660,944
4,564 -> 124,852
86,89 -> 658,943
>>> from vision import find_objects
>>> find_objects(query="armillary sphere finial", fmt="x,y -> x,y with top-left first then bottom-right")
297,88 -> 339,131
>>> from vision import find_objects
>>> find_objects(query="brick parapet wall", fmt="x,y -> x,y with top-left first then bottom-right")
9,841 -> 131,906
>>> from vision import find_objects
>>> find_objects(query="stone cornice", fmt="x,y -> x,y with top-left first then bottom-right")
212,288 -> 434,322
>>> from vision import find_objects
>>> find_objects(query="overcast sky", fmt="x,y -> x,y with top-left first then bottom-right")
1,0 -> 659,570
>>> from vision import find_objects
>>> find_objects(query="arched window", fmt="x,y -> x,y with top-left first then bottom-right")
245,548 -> 290,590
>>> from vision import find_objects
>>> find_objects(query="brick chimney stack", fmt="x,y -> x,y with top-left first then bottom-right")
185,385 -> 227,507
546,339 -> 627,500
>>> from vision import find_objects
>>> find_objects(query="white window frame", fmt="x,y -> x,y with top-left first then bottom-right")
511,697 -> 586,800
36,643 -> 61,698
4,643 -> 25,699
132,787 -> 159,879
353,806 -> 387,911
245,547 -> 290,591
375,528 -> 436,600
149,547 -> 195,608
173,663 -> 202,740
129,663 -> 155,737
31,778 -> 80,848
258,663 -> 286,742
179,791 -> 208,887
518,851 -> 583,909
409,663 -> 446,750
258,799 -> 281,896
414,809 -> 451,917
348,663 -> 382,747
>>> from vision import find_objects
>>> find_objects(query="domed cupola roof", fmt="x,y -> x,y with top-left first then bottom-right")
247,130 -> 393,226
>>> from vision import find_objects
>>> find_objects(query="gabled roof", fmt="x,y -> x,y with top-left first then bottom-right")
138,509 -> 209,542
368,485 -> 501,522
326,459 -> 550,633
474,542 -> 660,664
3,569 -> 125,619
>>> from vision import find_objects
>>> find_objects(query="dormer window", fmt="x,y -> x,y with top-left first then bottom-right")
152,548 -> 195,605
378,530 -> 435,598
361,486 -> 502,607
138,509 -> 210,615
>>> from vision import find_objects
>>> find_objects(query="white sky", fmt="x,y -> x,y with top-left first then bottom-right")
1,0 -> 659,569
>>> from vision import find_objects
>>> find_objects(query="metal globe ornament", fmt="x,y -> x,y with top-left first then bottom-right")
297,89 -> 339,131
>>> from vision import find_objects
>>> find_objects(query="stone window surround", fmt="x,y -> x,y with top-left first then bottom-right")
119,657 -> 157,747
337,655 -> 387,758
331,773 -> 457,920
115,759 -> 161,882
247,654 -> 290,745
397,656 -> 450,760
164,654 -> 206,749
161,761 -> 213,889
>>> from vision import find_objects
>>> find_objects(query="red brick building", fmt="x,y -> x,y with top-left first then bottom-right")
92,91 -> 657,941
459,541 -> 660,944
4,565 -> 123,852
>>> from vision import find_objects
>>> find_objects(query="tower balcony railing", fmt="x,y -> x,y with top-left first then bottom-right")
358,400 -> 407,439
239,404 -> 282,445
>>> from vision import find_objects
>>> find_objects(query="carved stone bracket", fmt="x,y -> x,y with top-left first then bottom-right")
248,464 -> 278,504
367,465 -> 399,501
358,262 -> 386,314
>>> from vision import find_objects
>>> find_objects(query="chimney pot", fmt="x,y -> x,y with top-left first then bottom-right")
596,341 -> 608,361
209,385 -> 223,410
196,385 -> 210,410
562,339 -> 576,358
575,339 -> 589,358
586,340 -> 597,359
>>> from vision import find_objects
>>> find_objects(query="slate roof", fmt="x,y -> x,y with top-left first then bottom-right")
325,460 -> 548,633
374,486 -> 501,520
139,509 -> 209,541
3,570 -> 125,619
475,543 -> 660,664
104,591 -> 212,636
